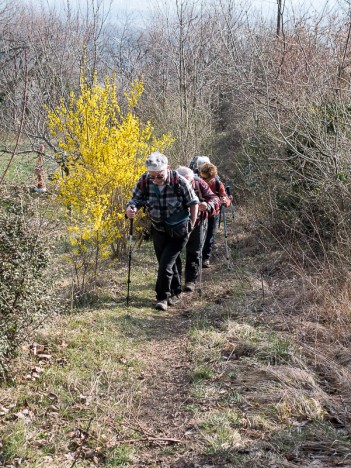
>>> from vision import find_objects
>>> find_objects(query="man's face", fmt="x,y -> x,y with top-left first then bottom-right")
148,168 -> 168,186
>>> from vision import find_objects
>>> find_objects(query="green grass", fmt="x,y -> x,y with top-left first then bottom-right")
192,366 -> 213,382
1,420 -> 29,461
0,304 -> 149,464
271,421 -> 351,456
105,444 -> 136,465
200,410 -> 242,455
183,287 -> 350,465
224,321 -> 295,365
0,153 -> 38,184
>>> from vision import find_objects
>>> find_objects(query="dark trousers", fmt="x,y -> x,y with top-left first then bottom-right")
202,215 -> 218,261
152,227 -> 188,300
176,220 -> 207,284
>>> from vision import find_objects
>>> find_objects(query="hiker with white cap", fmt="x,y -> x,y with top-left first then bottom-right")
200,162 -> 232,267
189,155 -> 211,175
126,152 -> 199,311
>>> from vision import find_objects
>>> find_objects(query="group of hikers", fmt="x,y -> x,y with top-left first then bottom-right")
125,152 -> 232,311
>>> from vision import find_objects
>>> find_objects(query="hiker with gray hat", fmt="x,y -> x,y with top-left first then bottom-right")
125,152 -> 199,311
189,155 -> 210,175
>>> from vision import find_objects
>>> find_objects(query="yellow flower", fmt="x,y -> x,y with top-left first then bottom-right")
47,73 -> 174,259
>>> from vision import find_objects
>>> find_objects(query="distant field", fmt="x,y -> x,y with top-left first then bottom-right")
0,152 -> 53,185
0,153 -> 36,184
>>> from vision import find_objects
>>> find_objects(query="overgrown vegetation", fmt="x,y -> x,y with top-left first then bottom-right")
0,189 -> 59,376
1,0 -> 351,464
0,233 -> 350,466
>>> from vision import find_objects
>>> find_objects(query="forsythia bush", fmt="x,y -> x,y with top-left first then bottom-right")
47,76 -> 173,262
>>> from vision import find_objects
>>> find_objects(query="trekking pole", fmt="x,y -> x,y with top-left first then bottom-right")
221,204 -> 231,270
197,216 -> 208,296
218,202 -> 224,228
198,221 -> 204,296
126,217 -> 134,306
226,185 -> 239,245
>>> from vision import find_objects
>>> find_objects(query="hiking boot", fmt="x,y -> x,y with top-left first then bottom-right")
168,294 -> 182,306
202,259 -> 210,268
155,299 -> 168,311
184,282 -> 195,292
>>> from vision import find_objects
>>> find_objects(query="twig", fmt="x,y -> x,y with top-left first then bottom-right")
69,417 -> 94,468
116,436 -> 181,444
0,48 -> 29,185
261,271 -> 265,302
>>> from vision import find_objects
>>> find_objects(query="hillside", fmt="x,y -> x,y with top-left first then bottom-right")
1,207 -> 350,467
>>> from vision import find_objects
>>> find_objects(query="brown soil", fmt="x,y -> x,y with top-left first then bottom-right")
114,292 -> 215,466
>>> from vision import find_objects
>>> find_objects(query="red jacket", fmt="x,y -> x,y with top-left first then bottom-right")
192,176 -> 220,220
207,178 -> 231,210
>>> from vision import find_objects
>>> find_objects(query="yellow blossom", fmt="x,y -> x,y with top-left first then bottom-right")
47,74 -> 174,259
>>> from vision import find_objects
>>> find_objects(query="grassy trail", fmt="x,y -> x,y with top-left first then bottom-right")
1,212 -> 351,467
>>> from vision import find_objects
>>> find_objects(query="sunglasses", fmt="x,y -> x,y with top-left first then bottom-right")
148,174 -> 165,180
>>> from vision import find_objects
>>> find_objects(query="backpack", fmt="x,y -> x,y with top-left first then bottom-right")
189,156 -> 199,171
212,176 -> 221,195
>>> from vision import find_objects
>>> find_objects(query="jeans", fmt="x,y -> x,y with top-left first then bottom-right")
202,215 -> 218,261
152,227 -> 188,300
176,220 -> 208,283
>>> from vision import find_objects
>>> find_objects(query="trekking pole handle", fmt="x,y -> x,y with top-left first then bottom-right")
129,217 -> 134,236
225,185 -> 231,196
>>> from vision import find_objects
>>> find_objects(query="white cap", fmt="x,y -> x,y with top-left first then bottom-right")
195,156 -> 210,168
145,152 -> 168,171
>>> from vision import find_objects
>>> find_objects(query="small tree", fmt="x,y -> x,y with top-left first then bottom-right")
47,75 -> 173,291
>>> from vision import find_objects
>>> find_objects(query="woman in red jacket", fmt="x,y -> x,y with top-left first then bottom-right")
199,163 -> 231,267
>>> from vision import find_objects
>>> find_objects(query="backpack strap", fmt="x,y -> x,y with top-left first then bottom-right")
170,170 -> 182,196
194,175 -> 204,201
140,172 -> 149,197
214,176 -> 220,195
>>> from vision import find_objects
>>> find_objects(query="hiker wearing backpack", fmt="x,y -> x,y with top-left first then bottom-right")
125,152 -> 199,311
199,162 -> 232,267
189,155 -> 210,175
175,166 -> 220,292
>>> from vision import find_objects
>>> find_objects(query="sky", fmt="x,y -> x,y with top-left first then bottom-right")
27,0 -> 341,21
93,0 -> 343,45
100,0 -> 340,17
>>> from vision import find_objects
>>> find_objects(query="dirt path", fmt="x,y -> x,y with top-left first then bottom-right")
106,243 -> 253,467
115,218 -> 351,467
118,295 -> 209,467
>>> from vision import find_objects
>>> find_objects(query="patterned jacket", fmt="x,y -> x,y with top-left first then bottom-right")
192,176 -> 220,221
128,170 -> 199,227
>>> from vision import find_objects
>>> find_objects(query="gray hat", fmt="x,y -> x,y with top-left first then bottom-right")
176,166 -> 194,180
145,152 -> 168,171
